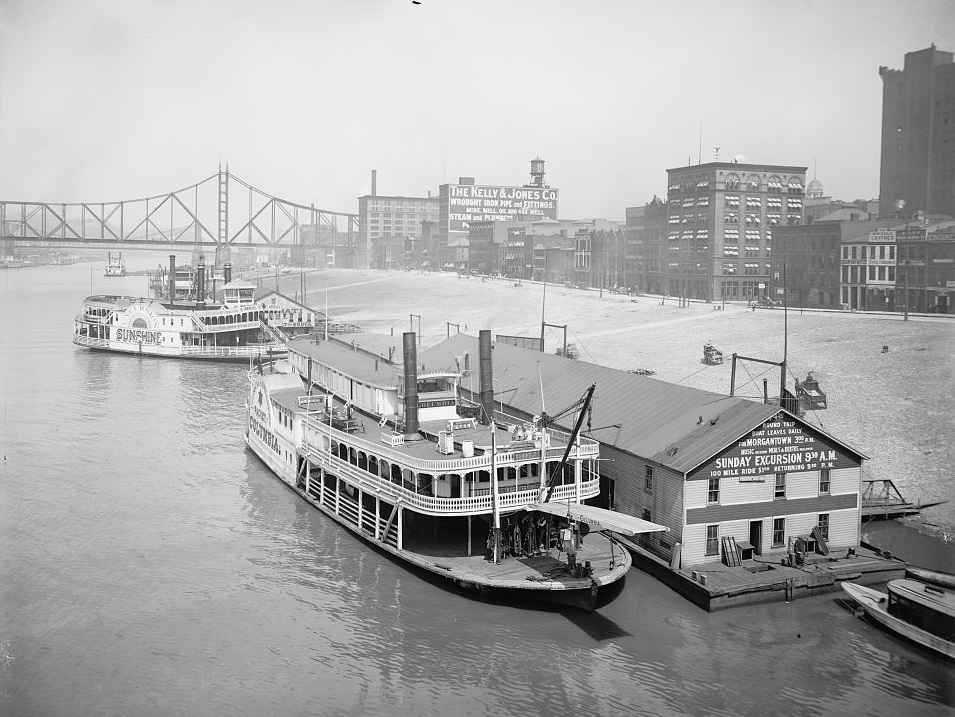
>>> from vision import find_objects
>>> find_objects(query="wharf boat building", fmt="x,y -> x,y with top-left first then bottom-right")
286,332 -> 866,570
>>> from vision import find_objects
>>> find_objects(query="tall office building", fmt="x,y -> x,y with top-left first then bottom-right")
665,162 -> 807,303
357,171 -> 439,269
878,45 -> 955,218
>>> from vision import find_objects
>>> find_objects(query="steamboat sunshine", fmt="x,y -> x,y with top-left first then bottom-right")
245,330 -> 666,611
73,259 -> 286,363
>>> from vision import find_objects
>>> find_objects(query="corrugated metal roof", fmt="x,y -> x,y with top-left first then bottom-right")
419,335 -> 863,474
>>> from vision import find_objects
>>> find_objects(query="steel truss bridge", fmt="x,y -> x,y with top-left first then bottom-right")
0,167 -> 358,251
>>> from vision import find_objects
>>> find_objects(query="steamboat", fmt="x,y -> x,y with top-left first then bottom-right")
245,329 -> 667,611
104,252 -> 126,277
74,257 -> 286,362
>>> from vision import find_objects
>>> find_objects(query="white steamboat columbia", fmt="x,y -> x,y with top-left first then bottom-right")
245,329 -> 667,611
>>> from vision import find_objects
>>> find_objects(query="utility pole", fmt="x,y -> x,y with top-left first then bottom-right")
903,228 -> 910,321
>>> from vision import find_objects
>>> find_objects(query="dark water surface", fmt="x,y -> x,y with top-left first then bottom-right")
1,260 -> 952,716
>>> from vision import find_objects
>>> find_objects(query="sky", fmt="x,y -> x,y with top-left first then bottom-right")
1,0 -> 953,221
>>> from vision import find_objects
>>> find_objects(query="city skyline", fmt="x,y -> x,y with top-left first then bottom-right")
1,0 -> 953,220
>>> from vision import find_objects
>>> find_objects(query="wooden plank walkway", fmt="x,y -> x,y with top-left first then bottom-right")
619,538 -> 907,611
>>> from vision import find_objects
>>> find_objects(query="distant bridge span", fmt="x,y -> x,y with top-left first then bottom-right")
0,167 -> 358,249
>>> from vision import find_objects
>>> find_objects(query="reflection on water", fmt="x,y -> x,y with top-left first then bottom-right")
0,263 -> 952,717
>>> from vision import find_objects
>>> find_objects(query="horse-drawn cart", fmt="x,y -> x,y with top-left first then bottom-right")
702,343 -> 724,365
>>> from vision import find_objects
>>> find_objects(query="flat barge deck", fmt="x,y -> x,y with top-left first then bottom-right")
619,537 -> 905,612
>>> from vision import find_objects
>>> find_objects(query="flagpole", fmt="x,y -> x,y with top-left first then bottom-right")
491,427 -> 501,563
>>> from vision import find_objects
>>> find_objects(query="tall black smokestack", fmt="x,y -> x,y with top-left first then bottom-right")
168,255 -> 176,304
403,332 -> 419,437
479,329 -> 494,425
224,262 -> 232,285
196,259 -> 206,307
371,169 -> 377,197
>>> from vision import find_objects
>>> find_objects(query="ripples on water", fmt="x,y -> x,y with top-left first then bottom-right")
0,262 -> 952,717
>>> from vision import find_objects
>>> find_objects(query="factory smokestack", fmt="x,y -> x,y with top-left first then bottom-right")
371,169 -> 377,197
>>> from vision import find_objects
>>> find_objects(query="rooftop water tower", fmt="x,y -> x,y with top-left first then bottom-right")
529,157 -> 546,188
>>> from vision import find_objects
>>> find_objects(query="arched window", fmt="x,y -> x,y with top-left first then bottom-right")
746,174 -> 760,190
724,174 -> 740,190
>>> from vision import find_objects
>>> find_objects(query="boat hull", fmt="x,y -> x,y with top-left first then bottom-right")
842,582 -> 955,660
244,429 -> 627,612
73,335 -> 285,363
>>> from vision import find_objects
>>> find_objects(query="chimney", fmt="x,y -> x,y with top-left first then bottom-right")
371,169 -> 377,197
403,332 -> 419,437
224,262 -> 232,284
479,329 -> 494,425
168,255 -> 176,304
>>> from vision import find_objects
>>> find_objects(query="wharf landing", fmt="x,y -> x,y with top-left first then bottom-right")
618,538 -> 905,612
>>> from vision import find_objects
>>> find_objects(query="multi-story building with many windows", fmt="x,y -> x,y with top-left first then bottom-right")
665,162 -> 807,302
878,45 -> 955,219
357,172 -> 439,269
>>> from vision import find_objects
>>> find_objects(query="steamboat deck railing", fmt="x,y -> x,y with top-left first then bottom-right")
302,445 -> 600,517
303,415 -> 597,474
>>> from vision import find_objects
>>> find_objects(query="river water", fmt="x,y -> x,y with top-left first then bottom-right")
1,257 -> 952,717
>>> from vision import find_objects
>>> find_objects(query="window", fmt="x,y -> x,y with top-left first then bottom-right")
774,472 -> 786,499
820,468 -> 831,494
772,518 -> 785,547
818,513 -> 830,541
643,508 -> 652,522
645,466 -> 653,493
706,525 -> 719,555
708,477 -> 720,503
